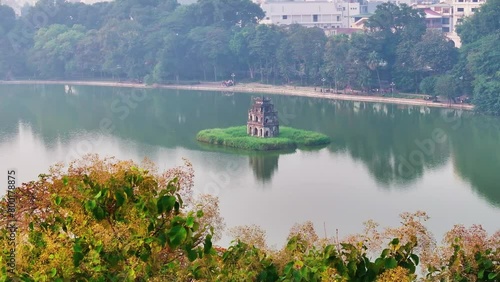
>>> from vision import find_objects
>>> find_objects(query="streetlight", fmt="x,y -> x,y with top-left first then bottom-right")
321,77 -> 326,91
390,82 -> 395,97
231,73 -> 235,85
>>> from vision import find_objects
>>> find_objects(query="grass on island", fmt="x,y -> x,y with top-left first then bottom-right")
196,126 -> 331,151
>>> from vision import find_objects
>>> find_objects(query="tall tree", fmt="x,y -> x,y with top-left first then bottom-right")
411,30 -> 458,76
279,25 -> 326,85
457,0 -> 500,45
0,5 -> 19,78
323,34 -> 350,91
188,26 -> 232,81
365,3 -> 426,91
455,0 -> 500,115
467,33 -> 500,115
28,24 -> 86,78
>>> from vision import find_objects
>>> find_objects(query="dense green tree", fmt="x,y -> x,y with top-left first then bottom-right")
411,30 -> 458,76
2,0 -> 499,114
152,32 -> 190,82
434,74 -> 459,103
365,3 -> 426,91
278,25 -> 326,85
419,76 -> 436,96
0,5 -> 16,34
188,26 -> 232,81
28,24 -> 86,78
466,33 -> 500,115
97,19 -> 146,79
323,34 -> 350,91
455,0 -> 500,115
246,24 -> 283,82
0,5 -> 20,78
345,33 -> 378,90
194,0 -> 264,28
457,0 -> 500,45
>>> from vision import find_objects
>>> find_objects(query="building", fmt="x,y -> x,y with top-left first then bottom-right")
427,3 -> 453,33
259,1 -> 360,30
247,97 -> 280,138
422,8 -> 445,30
415,0 -> 485,47
449,0 -> 486,47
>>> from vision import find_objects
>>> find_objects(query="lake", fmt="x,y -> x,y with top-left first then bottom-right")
0,84 -> 499,247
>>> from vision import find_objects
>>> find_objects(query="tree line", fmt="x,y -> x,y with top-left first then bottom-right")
0,0 -> 498,114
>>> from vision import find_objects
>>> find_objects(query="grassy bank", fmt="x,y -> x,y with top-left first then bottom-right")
196,126 -> 331,151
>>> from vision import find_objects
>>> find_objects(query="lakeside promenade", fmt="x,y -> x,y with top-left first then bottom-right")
0,80 -> 474,111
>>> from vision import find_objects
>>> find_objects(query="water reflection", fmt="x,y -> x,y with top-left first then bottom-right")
248,154 -> 279,183
0,85 -> 500,206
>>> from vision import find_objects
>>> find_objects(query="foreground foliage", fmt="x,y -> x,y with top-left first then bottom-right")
0,156 -> 498,281
196,126 -> 331,151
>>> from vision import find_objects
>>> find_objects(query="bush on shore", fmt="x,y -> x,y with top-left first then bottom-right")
0,156 -> 498,281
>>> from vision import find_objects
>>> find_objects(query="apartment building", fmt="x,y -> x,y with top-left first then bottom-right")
259,1 -> 361,30
449,0 -> 486,46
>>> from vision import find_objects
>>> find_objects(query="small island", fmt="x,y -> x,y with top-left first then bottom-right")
196,97 -> 330,151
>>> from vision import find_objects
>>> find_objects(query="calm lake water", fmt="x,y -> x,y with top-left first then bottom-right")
1,84 -> 499,247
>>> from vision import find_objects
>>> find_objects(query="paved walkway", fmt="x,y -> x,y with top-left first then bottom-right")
0,80 -> 474,111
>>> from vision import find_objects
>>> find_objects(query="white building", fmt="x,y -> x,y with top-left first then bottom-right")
259,1 -> 360,30
449,0 -> 486,47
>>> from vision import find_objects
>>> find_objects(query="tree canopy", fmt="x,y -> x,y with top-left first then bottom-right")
2,0 -> 500,114
455,0 -> 500,115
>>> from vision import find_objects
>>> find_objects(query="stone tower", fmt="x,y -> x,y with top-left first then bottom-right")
247,97 -> 279,138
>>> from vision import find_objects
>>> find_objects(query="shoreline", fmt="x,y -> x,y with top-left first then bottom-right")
0,80 -> 474,110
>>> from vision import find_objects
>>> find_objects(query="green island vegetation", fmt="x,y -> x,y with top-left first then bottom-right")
196,126 -> 331,151
0,156 -> 498,281
0,0 -> 499,114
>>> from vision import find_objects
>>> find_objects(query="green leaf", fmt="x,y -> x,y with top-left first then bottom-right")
116,191 -> 126,207
196,210 -> 204,218
204,235 -> 213,254
168,225 -> 187,248
390,238 -> 400,245
347,261 -> 357,275
49,268 -> 57,277
381,248 -> 390,258
93,206 -> 105,220
385,258 -> 398,269
73,241 -> 83,253
55,196 -> 62,206
73,252 -> 84,267
186,216 -> 195,228
187,249 -> 198,262
478,269 -> 484,279
94,190 -> 102,199
488,272 -> 497,280
62,176 -> 69,186
410,254 -> 419,266
157,231 -> 167,246
85,200 -> 97,211
157,195 -> 176,214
